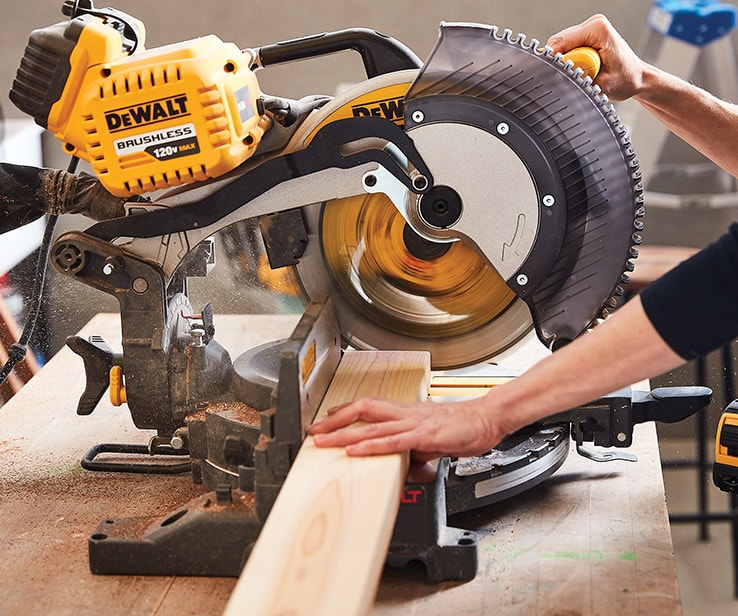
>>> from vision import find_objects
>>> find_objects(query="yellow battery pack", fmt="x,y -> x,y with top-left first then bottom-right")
713,402 -> 738,492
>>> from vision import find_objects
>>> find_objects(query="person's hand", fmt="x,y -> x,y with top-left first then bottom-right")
309,396 -> 510,462
546,14 -> 648,101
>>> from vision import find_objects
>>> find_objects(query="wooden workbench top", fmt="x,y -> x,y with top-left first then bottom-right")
0,314 -> 681,615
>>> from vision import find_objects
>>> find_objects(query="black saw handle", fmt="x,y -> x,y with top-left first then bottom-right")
66,334 -> 121,415
255,28 -> 422,78
632,386 -> 713,425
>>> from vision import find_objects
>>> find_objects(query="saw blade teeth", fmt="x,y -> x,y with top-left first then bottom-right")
551,51 -> 567,65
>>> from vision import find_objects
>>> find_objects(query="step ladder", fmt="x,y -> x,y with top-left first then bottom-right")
620,0 -> 738,202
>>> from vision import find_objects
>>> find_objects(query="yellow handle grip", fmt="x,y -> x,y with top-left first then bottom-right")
561,46 -> 601,79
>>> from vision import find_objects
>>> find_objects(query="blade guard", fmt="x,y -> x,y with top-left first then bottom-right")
403,23 -> 643,348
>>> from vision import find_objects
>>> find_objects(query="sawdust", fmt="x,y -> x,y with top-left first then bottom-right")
0,437 -> 27,457
1,469 -> 204,511
204,490 -> 256,512
204,400 -> 262,427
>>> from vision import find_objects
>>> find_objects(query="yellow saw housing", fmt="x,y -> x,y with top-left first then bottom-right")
11,10 -> 268,196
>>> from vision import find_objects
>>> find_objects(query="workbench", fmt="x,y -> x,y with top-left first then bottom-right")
0,313 -> 682,615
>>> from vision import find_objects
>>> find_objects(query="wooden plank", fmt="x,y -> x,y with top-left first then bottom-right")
224,350 -> 431,616
430,375 -> 514,387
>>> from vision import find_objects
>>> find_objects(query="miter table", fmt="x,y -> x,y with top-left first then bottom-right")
0,313 -> 682,615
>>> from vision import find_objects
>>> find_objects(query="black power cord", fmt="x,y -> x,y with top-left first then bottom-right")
0,157 -> 80,388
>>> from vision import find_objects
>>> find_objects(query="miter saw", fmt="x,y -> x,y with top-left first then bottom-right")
5,1 -> 712,581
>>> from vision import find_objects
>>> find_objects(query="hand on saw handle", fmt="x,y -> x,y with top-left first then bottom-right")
546,14 -> 647,102
549,14 -> 738,179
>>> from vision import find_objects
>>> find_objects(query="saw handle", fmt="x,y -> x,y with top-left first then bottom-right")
255,28 -> 421,78
561,46 -> 601,79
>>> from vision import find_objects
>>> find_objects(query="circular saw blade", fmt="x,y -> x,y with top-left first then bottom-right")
289,71 -> 534,369
402,23 -> 643,347
287,19 -> 643,367
298,196 -> 534,369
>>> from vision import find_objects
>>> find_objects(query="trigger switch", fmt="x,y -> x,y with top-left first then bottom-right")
66,335 -> 120,415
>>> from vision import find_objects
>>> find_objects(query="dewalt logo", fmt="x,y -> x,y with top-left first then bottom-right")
351,96 -> 404,124
105,94 -> 190,133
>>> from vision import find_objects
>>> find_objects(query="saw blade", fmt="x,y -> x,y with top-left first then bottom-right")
289,22 -> 642,367
290,71 -> 534,369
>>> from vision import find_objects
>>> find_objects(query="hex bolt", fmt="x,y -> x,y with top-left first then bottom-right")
170,435 -> 185,450
516,273 -> 528,286
617,432 -> 628,443
190,327 -> 206,348
411,110 -> 425,123
543,195 -> 555,207
496,122 -> 510,135
132,277 -> 148,294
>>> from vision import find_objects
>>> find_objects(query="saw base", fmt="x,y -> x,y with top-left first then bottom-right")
84,299 -> 479,581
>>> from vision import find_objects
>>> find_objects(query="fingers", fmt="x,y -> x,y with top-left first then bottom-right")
546,14 -> 611,53
310,396 -> 502,460
309,398 -> 413,434
312,417 -> 413,448
545,14 -> 644,101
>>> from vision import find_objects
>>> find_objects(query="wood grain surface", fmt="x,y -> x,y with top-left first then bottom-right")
225,350 -> 431,616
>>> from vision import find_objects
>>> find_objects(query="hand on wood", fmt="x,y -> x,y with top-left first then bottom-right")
309,396 -> 508,462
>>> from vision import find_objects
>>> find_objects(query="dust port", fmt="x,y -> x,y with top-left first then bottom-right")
53,242 -> 85,273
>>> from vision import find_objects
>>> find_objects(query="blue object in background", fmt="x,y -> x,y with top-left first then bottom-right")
648,0 -> 737,46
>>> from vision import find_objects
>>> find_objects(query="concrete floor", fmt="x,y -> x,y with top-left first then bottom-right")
660,437 -> 738,615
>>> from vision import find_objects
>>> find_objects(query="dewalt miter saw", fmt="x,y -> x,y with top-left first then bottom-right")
4,0 -> 712,580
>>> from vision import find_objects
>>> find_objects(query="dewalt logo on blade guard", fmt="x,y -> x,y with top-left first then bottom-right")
351,95 -> 404,124
307,81 -> 411,138
104,94 -> 190,132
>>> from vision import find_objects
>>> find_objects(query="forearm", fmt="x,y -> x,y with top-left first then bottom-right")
486,296 -> 685,436
633,65 -> 738,177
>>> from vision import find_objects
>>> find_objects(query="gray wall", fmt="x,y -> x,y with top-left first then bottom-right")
2,1 -> 650,122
